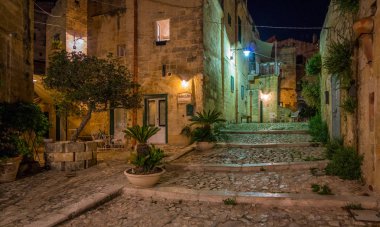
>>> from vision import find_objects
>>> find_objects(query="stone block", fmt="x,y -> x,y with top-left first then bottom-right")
64,142 -> 85,153
85,142 -> 97,152
48,152 -> 74,162
75,151 -> 93,161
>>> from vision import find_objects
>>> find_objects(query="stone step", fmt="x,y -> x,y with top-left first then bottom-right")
123,186 -> 379,209
221,130 -> 309,135
168,160 -> 329,172
217,142 -> 320,148
223,133 -> 312,145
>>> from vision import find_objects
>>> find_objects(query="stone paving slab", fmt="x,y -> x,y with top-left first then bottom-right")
62,194 -> 378,226
0,161 -> 128,227
218,142 -> 321,148
159,169 -> 369,196
174,146 -> 326,165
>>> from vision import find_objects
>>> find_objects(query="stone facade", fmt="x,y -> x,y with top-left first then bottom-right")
320,0 -> 380,193
42,0 -> 258,145
0,0 -> 34,103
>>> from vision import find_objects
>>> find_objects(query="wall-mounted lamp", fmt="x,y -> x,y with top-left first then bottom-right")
230,47 -> 253,60
181,80 -> 189,88
73,35 -> 83,50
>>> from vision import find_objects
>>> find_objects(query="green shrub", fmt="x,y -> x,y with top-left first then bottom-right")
309,113 -> 329,143
0,102 -> 49,160
301,80 -> 320,110
223,198 -> 237,205
306,53 -> 322,76
325,146 -> 363,180
341,97 -> 357,114
130,145 -> 164,174
332,0 -> 360,14
325,138 -> 343,160
323,40 -> 353,82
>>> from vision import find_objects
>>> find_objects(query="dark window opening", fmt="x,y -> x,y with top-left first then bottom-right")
230,76 -> 234,93
228,13 -> 232,26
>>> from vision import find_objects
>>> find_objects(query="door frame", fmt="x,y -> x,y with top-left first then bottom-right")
143,94 -> 168,144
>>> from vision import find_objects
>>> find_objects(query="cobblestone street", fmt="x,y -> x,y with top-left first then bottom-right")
62,195 -> 370,227
1,126 -> 379,227
173,146 -> 325,164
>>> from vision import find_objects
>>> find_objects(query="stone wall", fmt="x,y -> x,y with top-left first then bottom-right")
320,0 -> 380,193
0,0 -> 34,103
278,47 -> 297,110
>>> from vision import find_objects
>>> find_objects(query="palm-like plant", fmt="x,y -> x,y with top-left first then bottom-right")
183,109 -> 225,143
190,109 -> 225,129
123,125 -> 160,157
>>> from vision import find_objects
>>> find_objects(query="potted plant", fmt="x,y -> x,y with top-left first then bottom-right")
123,125 -> 165,187
182,109 -> 225,151
124,145 -> 165,187
123,125 -> 160,157
0,102 -> 48,182
0,128 -> 27,183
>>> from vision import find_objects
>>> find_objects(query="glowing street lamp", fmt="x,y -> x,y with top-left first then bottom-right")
243,49 -> 251,57
181,80 -> 189,88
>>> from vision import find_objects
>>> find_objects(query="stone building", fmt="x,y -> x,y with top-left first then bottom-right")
0,1 -> 34,103
40,0 -> 259,145
320,0 -> 380,193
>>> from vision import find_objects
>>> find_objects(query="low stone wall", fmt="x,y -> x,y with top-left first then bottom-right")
45,141 -> 97,171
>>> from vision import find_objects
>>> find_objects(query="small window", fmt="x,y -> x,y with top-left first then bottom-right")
230,76 -> 234,93
117,44 -> 126,57
241,85 -> 244,100
156,19 -> 170,42
228,14 -> 232,26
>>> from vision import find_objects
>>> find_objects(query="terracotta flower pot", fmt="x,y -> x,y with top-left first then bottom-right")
0,156 -> 22,183
124,167 -> 165,188
196,141 -> 215,151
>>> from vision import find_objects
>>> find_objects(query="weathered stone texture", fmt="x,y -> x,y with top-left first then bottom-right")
320,0 -> 380,192
0,0 -> 34,102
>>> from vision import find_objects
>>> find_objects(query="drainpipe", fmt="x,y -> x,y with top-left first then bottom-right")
132,0 -> 138,126
221,16 -> 225,116
234,0 -> 239,123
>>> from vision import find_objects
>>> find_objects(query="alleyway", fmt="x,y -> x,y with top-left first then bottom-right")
1,123 -> 377,227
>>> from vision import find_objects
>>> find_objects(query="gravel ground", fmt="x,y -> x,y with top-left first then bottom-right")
223,133 -> 312,144
174,147 -> 326,164
159,169 -> 368,196
61,195 -> 371,227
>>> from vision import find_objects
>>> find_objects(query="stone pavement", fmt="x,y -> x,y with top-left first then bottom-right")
0,161 -> 127,227
173,146 -> 325,165
61,195 -> 372,227
224,122 -> 309,131
2,124 -> 379,226
224,133 -> 312,144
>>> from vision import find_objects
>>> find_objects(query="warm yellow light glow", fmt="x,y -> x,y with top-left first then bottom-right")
181,80 -> 189,88
260,92 -> 271,102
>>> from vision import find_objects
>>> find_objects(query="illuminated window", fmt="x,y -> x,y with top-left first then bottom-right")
156,19 -> 170,42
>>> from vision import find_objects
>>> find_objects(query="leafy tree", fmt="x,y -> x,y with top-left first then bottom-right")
306,53 -> 322,76
44,51 -> 140,141
301,79 -> 321,111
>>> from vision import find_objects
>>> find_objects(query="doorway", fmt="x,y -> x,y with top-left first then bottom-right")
144,95 -> 167,144
331,75 -> 341,139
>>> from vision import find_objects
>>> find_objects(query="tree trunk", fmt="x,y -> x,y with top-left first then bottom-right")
71,107 -> 93,141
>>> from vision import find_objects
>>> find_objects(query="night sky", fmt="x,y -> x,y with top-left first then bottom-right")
247,0 -> 330,42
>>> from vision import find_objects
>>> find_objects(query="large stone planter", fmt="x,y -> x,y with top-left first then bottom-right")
196,142 -> 215,151
124,167 -> 165,188
0,156 -> 22,183
45,141 -> 97,171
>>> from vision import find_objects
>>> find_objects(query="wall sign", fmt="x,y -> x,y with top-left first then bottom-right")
177,93 -> 192,104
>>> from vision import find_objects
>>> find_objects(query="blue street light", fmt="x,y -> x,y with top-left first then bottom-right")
243,49 -> 251,57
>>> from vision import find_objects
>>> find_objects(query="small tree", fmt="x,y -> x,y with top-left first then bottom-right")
44,51 -> 140,141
